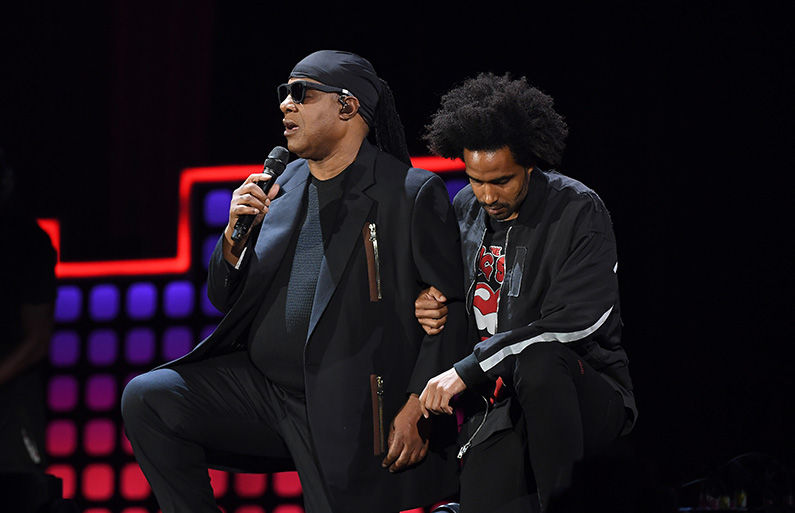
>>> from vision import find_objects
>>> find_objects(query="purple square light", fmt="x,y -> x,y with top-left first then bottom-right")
89,284 -> 120,321
125,328 -> 156,365
48,375 -> 78,411
126,282 -> 158,320
50,330 -> 80,367
87,329 -> 119,366
85,374 -> 117,411
163,281 -> 195,319
203,189 -> 233,227
162,326 -> 194,361
55,285 -> 82,323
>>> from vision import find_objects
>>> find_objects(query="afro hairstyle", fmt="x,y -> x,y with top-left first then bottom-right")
423,72 -> 568,168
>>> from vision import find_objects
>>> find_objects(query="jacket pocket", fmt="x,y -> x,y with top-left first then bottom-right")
362,223 -> 382,301
370,373 -> 386,455
507,246 -> 527,298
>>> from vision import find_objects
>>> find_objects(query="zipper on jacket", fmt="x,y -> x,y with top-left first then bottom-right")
466,227 -> 489,314
458,395 -> 490,459
460,225 -> 513,460
495,226 -> 513,333
369,223 -> 382,300
370,373 -> 386,455
376,375 -> 385,454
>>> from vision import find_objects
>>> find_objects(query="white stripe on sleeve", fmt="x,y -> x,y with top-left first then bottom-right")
478,306 -> 614,373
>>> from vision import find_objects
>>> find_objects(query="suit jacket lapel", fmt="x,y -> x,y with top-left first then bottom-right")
237,162 -> 309,307
307,146 -> 377,340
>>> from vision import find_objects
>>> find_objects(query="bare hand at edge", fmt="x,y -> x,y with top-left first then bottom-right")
419,367 -> 467,418
381,394 -> 430,472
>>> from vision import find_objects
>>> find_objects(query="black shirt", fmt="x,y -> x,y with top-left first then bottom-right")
247,172 -> 345,394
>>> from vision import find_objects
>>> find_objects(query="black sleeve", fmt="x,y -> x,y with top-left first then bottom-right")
455,200 -> 621,389
406,174 -> 470,394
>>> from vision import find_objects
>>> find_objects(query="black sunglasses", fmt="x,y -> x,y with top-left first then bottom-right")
277,80 -> 352,104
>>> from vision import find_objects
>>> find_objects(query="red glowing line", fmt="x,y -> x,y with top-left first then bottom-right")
39,157 -> 464,279
409,156 -> 464,172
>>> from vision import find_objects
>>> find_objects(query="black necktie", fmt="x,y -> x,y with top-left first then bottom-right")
285,182 -> 324,334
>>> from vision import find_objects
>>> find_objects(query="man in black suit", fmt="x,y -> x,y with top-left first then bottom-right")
122,50 -> 467,513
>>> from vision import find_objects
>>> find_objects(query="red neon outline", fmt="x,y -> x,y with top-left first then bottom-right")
38,157 -> 464,279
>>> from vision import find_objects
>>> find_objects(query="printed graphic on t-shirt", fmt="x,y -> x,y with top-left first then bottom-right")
474,244 -> 505,339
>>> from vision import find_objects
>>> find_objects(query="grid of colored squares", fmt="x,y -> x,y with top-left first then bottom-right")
46,459 -> 304,512
45,275 -> 293,511
54,281 -> 222,325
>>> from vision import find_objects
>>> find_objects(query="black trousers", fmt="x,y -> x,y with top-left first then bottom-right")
459,342 -> 627,513
120,351 -> 334,513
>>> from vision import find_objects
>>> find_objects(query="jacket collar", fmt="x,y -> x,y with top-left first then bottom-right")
307,139 -> 378,340
239,139 -> 382,341
463,169 -> 550,284
339,139 -> 377,195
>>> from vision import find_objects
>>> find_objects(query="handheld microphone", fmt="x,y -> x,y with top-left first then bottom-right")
231,146 -> 290,242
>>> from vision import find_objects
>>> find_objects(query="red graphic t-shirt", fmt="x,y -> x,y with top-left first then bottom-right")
473,220 -> 511,341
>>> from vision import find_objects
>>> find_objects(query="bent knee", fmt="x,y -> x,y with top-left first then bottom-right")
514,342 -> 577,388
121,370 -> 180,423
121,374 -> 151,421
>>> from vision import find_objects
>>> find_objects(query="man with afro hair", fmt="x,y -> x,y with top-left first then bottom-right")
415,73 -> 636,512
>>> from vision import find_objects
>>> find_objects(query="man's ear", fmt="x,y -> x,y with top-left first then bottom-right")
339,96 -> 360,120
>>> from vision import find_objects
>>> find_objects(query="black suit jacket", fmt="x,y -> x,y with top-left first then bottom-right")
168,141 -> 468,511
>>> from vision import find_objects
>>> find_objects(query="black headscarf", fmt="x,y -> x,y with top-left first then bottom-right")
289,50 -> 412,165
290,50 -> 381,127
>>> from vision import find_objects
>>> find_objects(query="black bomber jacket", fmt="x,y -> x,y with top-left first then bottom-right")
452,168 -> 637,433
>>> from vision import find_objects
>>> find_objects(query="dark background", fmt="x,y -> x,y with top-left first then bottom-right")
2,0 -> 792,498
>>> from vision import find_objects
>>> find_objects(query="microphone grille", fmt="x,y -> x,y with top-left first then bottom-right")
264,146 -> 290,175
